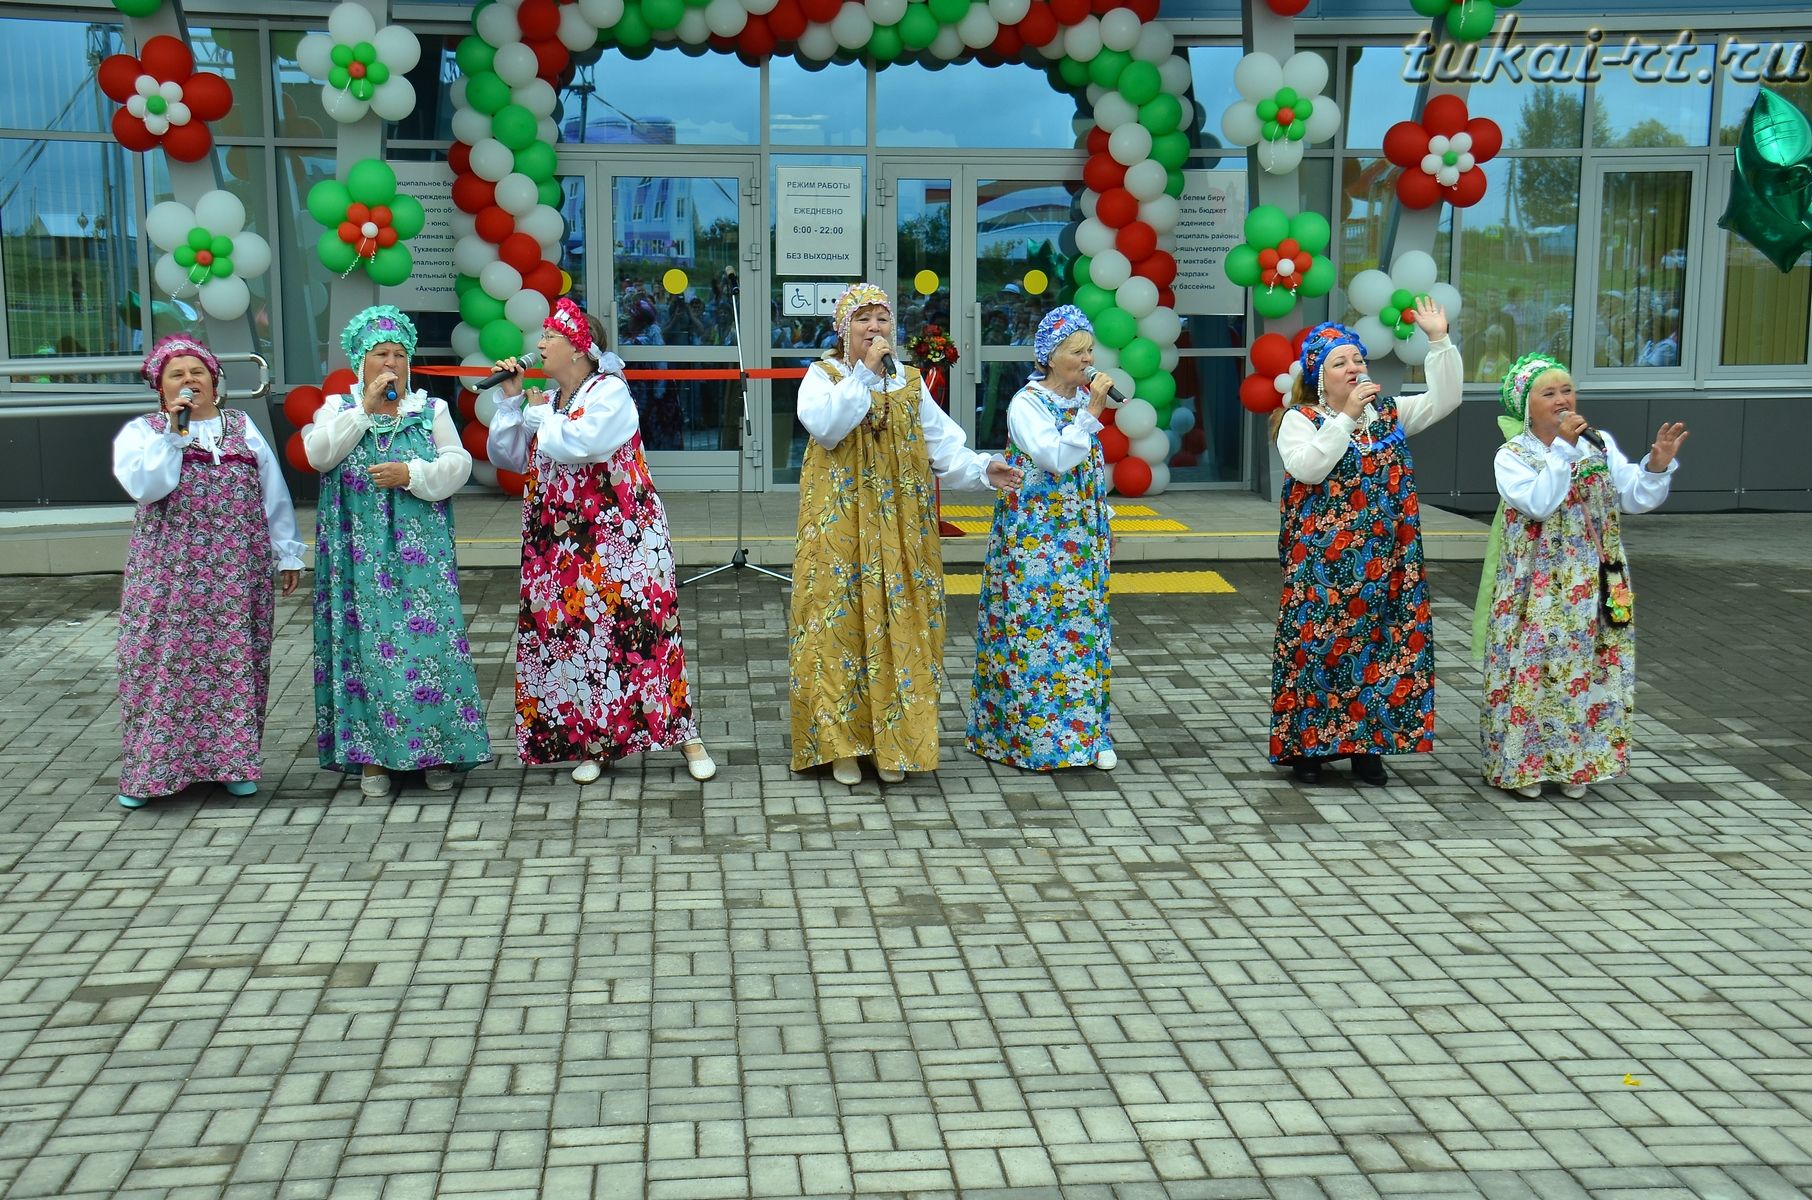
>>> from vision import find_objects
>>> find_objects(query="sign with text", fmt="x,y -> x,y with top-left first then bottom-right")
775,167 -> 862,276
1172,169 -> 1248,318
380,161 -> 458,312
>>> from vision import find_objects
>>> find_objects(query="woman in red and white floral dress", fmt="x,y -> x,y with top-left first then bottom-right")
487,298 -> 715,784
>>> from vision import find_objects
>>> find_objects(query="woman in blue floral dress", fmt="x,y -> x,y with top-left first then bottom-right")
1269,300 -> 1460,786
305,306 -> 492,797
967,306 -> 1118,771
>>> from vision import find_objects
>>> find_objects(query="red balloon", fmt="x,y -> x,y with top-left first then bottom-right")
162,122 -> 213,163
476,206 -> 515,244
1258,247 -> 1280,269
500,232 -> 541,272
460,421 -> 491,461
283,385 -> 324,428
1099,424 -> 1130,464
1089,0 -> 1114,12
1113,456 -> 1153,496
990,27 -> 1024,59
448,141 -> 472,177
739,15 -> 777,57
97,54 -> 141,102
1133,250 -> 1177,288
1449,169 -> 1488,208
184,73 -> 232,122
1049,0 -> 1089,23
1017,3 -> 1058,47
1265,0 -> 1311,12
1240,373 -> 1283,413
708,34 -> 737,53
1467,116 -> 1503,162
1182,427 -> 1208,454
1085,126 -> 1109,157
1382,120 -> 1427,169
802,0 -> 841,20
1083,154 -> 1128,197
1423,93 -> 1469,138
1277,238 -> 1299,257
1099,406 -> 1116,427
111,109 -> 159,153
1157,285 -> 1175,309
1292,253 -> 1311,274
518,0 -> 561,40
1116,220 -> 1156,262
497,469 -> 528,497
284,431 -> 312,474
1124,0 -> 1159,19
376,227 -> 399,248
1290,325 -> 1313,355
523,261 -> 563,298
457,389 -> 480,421
323,368 -> 358,397
530,38 -> 569,80
453,174 -> 497,215
139,35 -> 194,82
1170,451 -> 1197,468
1249,332 -> 1295,377
768,0 -> 807,40
1096,186 -> 1138,228
1396,168 -> 1443,210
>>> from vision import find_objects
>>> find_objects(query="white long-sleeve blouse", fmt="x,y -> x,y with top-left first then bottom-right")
112,412 -> 306,571
486,372 -> 640,474
797,357 -> 1002,491
1276,335 -> 1464,485
303,391 -> 472,503
1495,429 -> 1678,520
1006,385 -> 1104,476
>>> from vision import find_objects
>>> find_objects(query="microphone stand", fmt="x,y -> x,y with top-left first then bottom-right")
682,284 -> 790,588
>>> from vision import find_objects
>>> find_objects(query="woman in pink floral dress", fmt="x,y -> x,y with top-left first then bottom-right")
487,298 -> 716,784
112,334 -> 305,810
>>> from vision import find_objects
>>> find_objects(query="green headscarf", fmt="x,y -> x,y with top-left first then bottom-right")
1470,352 -> 1569,660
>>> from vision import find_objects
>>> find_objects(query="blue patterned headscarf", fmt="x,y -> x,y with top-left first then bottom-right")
341,304 -> 418,364
1033,305 -> 1093,376
1298,321 -> 1368,389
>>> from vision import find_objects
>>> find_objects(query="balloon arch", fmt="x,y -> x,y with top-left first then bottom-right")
445,0 -> 1196,490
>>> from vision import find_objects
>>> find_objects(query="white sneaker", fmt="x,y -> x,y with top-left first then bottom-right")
1515,783 -> 1542,799
360,771 -> 392,798
831,757 -> 861,786
683,742 -> 716,781
423,766 -> 456,792
1561,783 -> 1589,799
572,760 -> 603,784
1095,748 -> 1118,771
876,767 -> 906,784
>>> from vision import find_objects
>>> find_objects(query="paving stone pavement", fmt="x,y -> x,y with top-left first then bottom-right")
1,539 -> 1810,1200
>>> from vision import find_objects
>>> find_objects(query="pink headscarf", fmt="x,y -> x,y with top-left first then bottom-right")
141,333 -> 222,393
543,297 -> 599,360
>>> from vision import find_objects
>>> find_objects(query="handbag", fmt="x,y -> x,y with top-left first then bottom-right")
1599,559 -> 1633,627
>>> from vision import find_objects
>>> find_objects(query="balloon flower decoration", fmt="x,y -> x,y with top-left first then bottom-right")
1384,94 -> 1501,210
306,160 -> 426,286
97,36 -> 232,162
1238,328 -> 1312,414
1408,0 -> 1520,42
145,191 -> 273,322
297,1 -> 423,123
1719,88 -> 1812,274
110,0 -> 164,15
1222,206 -> 1335,319
278,367 -> 355,473
1346,250 -> 1464,363
1264,0 -> 1312,13
1221,51 -> 1342,175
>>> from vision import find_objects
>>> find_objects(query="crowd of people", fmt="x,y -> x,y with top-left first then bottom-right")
108,284 -> 1686,810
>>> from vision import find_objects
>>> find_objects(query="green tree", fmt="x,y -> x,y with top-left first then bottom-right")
1512,90 -> 1611,227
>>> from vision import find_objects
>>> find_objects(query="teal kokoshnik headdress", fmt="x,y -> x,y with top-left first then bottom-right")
341,304 -> 418,363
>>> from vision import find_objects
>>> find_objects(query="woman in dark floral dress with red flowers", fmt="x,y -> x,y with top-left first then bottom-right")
487,298 -> 716,784
1268,300 -> 1460,786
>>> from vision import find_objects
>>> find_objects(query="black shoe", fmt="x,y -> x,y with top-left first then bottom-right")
1290,758 -> 1323,784
1350,754 -> 1388,786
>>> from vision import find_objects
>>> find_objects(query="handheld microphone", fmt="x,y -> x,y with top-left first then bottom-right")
1580,426 -> 1606,452
175,387 -> 193,436
1082,366 -> 1127,408
879,351 -> 897,378
477,354 -> 539,391
384,384 -> 398,403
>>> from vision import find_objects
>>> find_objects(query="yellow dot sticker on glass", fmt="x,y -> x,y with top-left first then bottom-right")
914,270 -> 940,296
559,270 -> 573,296
1023,269 -> 1049,296
662,268 -> 689,295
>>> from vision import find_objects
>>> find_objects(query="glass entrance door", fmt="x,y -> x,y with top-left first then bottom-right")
1578,158 -> 1705,375
556,153 -> 763,490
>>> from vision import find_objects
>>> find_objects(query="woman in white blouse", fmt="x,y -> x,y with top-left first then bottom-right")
486,298 -> 715,783
111,334 -> 305,810
789,282 -> 1023,787
305,306 -> 492,798
1267,300 -> 1461,787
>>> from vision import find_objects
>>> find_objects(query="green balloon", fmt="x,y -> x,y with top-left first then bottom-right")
615,4 -> 651,49
1254,287 -> 1298,319
1070,254 -> 1093,288
1289,210 -> 1331,254
210,256 -> 234,279
868,24 -> 903,63
492,104 -> 539,151
1120,337 -> 1159,378
643,0 -> 684,31
620,39 -> 654,61
1057,56 -> 1090,89
1294,98 -> 1313,121
1256,98 -> 1278,123
1074,283 -> 1112,318
1088,48 -> 1129,90
1379,306 -> 1401,327
1394,322 -> 1415,340
1223,244 -> 1260,287
329,66 -> 351,90
306,180 -> 352,228
456,36 -> 495,77
1135,371 -> 1175,408
514,142 -> 557,184
538,179 -> 564,209
367,62 -> 390,86
389,194 -> 426,240
346,159 -> 397,207
210,235 -> 233,258
1148,398 -> 1174,430
1165,169 -> 1184,197
1447,0 -> 1498,42
317,230 -> 357,274
460,286 -> 506,329
174,245 -> 196,267
1244,205 -> 1289,248
899,5 -> 938,51
454,273 -> 480,298
1262,120 -> 1283,142
1139,93 -> 1182,136
1094,307 -> 1137,349
111,0 -> 163,17
353,41 -> 377,65
466,70 -> 511,115
1300,256 -> 1336,298
1389,287 -> 1415,310
366,245 -> 412,287
1117,63 -> 1161,107
928,0 -> 966,23
1409,0 -> 1448,12
480,317 -> 525,361
331,43 -> 354,68
186,227 -> 211,251
1151,131 -> 1191,170
1275,87 -> 1298,108
352,78 -> 375,102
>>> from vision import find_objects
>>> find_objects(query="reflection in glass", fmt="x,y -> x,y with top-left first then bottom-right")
1720,76 -> 1812,146
1184,46 -> 1246,158
1460,65 -> 1585,151
1337,157 -> 1451,312
893,177 -> 957,427
145,150 -> 275,364
766,155 -> 863,358
1460,158 -> 1579,372
186,27 -> 266,139
771,56 -> 864,147
278,148 -> 338,382
386,39 -> 460,144
976,178 -> 1073,346
877,60 -> 1081,149
1721,228 -> 1810,365
1594,71 -> 1709,148
1593,170 -> 1690,369
977,358 -> 1033,449
559,48 -> 757,145
0,18 -> 125,137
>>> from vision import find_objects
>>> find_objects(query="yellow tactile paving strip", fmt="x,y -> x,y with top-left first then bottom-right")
944,517 -> 1190,535
940,504 -> 1162,518
943,569 -> 1235,596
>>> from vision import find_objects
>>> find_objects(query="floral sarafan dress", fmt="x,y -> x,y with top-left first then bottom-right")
1481,431 -> 1676,789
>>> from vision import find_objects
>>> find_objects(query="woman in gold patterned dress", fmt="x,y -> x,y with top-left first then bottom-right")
790,282 -> 1023,787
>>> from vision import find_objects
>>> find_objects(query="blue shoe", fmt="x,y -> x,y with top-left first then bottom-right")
223,781 -> 258,797
116,793 -> 148,810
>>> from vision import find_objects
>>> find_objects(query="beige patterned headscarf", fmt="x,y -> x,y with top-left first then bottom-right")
832,282 -> 891,343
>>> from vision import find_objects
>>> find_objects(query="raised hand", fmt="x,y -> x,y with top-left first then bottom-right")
1649,421 -> 1689,471
1410,295 -> 1448,340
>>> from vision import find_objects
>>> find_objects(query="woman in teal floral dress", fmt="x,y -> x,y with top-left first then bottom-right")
1475,353 -> 1687,799
967,306 -> 1118,771
306,306 -> 492,797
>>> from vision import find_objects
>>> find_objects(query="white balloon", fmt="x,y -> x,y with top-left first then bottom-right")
505,289 -> 551,331
1124,159 -> 1167,201
1131,22 -> 1173,65
1143,461 -> 1170,495
1131,428 -> 1170,464
559,4 -> 598,51
677,9 -> 710,44
1116,276 -> 1158,319
577,0 -> 625,28
451,107 -> 493,147
327,2 -> 377,46
1352,315 -> 1391,357
1107,366 -> 1135,396
475,392 -> 499,425
321,84 -> 369,125
451,209 -> 477,239
744,0 -> 779,15
1099,9 -> 1140,53
1428,281 -> 1463,317
1079,190 -> 1098,219
450,78 -> 469,110
1273,372 -> 1293,394
454,235 -> 500,276
451,321 -> 481,359
470,462 -> 499,488
929,27 -> 964,60
480,260 -> 523,301
1346,269 -> 1394,317
1085,83 -> 1105,108
296,34 -> 335,81
513,79 -> 558,118
1137,307 -> 1181,344
1093,92 -> 1136,133
145,201 -> 195,251
1392,250 -> 1439,294
373,24 -> 421,75
1159,55 -> 1192,96
517,205 -> 564,249
231,231 -> 272,279
200,276 -> 251,321
1090,249 -> 1131,290
1305,100 -> 1342,144
865,0 -> 906,24
1117,398 -> 1158,438
154,254 -> 194,298
1257,138 -> 1304,175
1221,101 -> 1261,147
496,173 -> 541,216
1160,346 -> 1179,373
830,4 -> 873,48
493,42 -> 539,86
1108,123 -> 1152,168
1233,52 -> 1282,101
798,25 -> 837,61
1281,51 -> 1328,100
370,78 -> 417,123
537,116 -> 559,145
1139,194 -> 1179,234
476,3 -> 524,47
957,7 -> 997,50
1169,406 -> 1195,434
462,350 -> 493,370
471,138 -> 514,183
1064,16 -> 1101,63
1092,344 -> 1119,371
987,0 -> 1030,23
1076,218 -> 1114,257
